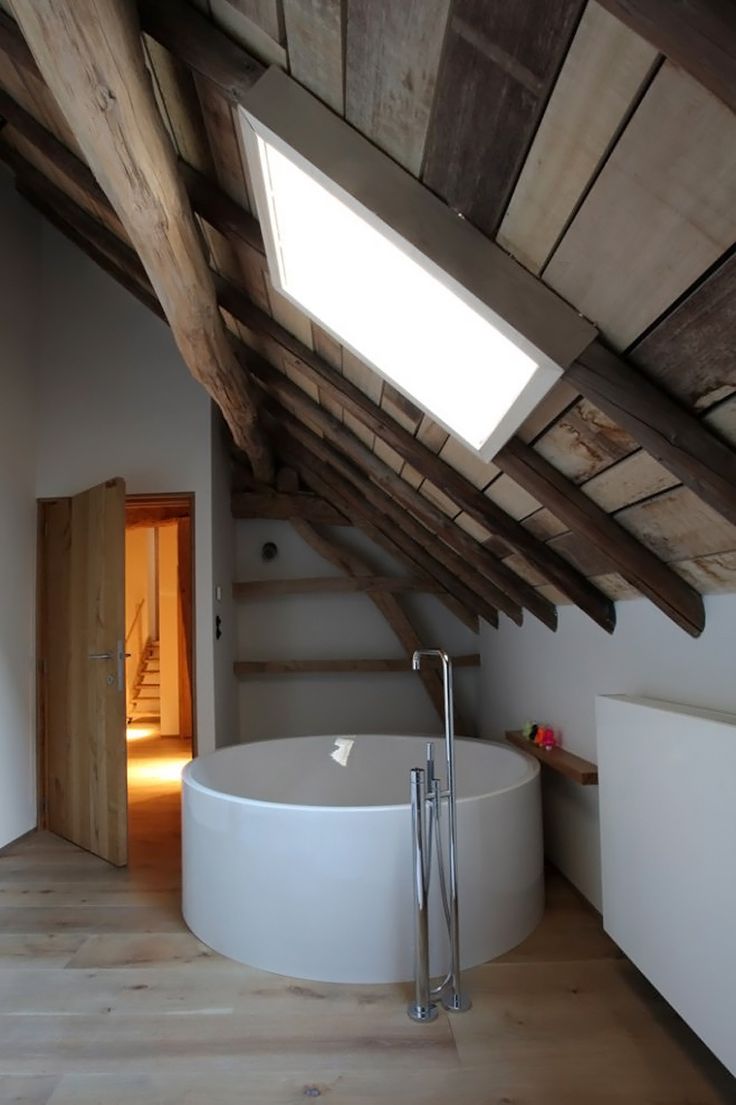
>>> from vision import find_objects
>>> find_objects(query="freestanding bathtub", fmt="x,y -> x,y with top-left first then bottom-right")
182,734 -> 543,984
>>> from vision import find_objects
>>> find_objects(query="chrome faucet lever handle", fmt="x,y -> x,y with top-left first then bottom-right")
425,742 -> 435,788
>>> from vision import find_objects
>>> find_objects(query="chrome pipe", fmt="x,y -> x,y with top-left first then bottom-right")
411,649 -> 471,1015
407,768 -> 437,1024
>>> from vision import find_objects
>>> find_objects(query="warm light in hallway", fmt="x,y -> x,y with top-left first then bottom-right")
126,725 -> 158,741
128,756 -> 190,786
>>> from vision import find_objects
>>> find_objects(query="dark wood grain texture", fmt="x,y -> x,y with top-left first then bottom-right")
568,339 -> 736,529
629,250 -> 736,410
215,275 -> 614,630
277,429 -> 501,629
231,491 -> 349,525
499,434 -> 705,636
597,0 -> 736,114
254,370 -> 554,627
422,0 -> 585,235
138,0 -> 266,104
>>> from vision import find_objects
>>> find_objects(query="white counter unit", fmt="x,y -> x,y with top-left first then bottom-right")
597,695 -> 736,1076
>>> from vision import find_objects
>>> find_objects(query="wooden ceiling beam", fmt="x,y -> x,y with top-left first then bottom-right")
498,435 -> 706,635
12,0 -> 273,483
0,72 -> 703,635
597,0 -> 736,115
276,432 -> 493,631
265,400 -> 531,626
215,278 -> 612,630
0,84 -> 266,257
231,490 -> 349,526
3,87 -> 708,636
137,0 -> 265,105
568,339 -> 736,529
11,149 -> 483,638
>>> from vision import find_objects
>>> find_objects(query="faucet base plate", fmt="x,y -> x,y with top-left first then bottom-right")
407,1001 -> 439,1023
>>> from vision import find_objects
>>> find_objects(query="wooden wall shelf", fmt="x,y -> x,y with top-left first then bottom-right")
233,576 -> 442,598
235,655 -> 480,676
505,730 -> 598,785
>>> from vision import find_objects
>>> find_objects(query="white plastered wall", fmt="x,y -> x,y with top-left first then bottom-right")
479,594 -> 736,909
0,173 -> 41,848
36,223 -> 220,752
232,519 -> 480,744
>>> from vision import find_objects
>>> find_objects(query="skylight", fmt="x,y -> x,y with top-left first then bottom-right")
240,70 -> 595,460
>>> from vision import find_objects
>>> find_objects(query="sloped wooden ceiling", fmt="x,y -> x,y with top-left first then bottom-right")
1,0 -> 735,638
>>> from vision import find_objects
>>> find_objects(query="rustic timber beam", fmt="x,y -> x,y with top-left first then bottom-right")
0,80 -> 264,257
597,0 -> 736,115
290,520 -> 450,726
233,577 -> 444,598
9,143 -> 703,634
276,434 -> 494,630
11,159 -> 482,636
13,0 -> 273,482
568,339 -> 736,529
273,415 -> 509,629
215,275 -> 612,630
1,81 -> 699,637
234,656 -> 480,676
138,0 -> 265,105
231,490 -> 349,525
252,363 -> 561,627
499,437 -> 706,636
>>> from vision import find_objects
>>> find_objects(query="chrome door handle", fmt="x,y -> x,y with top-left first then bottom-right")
89,644 -> 130,693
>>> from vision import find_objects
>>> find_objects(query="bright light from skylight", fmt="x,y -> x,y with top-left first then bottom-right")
241,86 -> 568,460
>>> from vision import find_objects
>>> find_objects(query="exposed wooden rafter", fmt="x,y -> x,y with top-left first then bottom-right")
137,0 -> 266,104
1,7 -> 728,636
15,161 -> 482,638
256,377 -> 553,627
275,434 -> 499,630
8,143 -> 703,635
567,340 -> 736,529
0,75 -> 713,634
11,0 -> 273,482
597,0 -> 736,115
231,490 -> 348,526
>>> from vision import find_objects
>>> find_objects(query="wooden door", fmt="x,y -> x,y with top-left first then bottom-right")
40,478 -> 128,865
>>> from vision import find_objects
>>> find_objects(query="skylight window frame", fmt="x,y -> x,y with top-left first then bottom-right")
238,67 -> 597,461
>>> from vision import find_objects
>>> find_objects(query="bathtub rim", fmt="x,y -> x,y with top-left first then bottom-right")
182,734 -> 540,814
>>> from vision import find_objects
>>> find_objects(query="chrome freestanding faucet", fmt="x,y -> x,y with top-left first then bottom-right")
407,649 -> 471,1022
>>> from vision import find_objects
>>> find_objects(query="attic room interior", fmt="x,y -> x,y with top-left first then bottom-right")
0,0 -> 735,1100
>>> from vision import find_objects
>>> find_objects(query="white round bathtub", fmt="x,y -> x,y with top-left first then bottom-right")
182,735 -> 543,983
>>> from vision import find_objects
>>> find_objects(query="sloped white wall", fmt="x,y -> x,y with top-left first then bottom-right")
36,223 -> 221,752
479,594 -> 736,909
232,518 -> 480,744
0,174 -> 41,847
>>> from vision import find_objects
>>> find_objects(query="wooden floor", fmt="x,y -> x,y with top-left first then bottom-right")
0,735 -> 731,1105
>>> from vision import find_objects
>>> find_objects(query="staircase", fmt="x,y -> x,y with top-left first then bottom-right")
128,639 -> 161,724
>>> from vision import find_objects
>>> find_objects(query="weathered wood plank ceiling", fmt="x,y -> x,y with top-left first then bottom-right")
1,0 -> 735,636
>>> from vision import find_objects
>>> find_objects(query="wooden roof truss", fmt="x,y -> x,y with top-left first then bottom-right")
1,0 -> 735,639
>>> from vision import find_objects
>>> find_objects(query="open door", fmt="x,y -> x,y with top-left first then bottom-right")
39,478 -> 128,866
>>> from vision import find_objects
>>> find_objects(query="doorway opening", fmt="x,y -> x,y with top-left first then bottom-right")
124,495 -> 195,854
